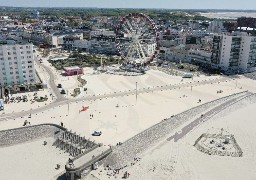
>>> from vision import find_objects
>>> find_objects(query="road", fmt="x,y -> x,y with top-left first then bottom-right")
0,75 -> 234,121
35,57 -> 66,102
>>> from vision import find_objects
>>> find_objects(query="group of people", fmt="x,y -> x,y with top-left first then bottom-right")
23,120 -> 31,126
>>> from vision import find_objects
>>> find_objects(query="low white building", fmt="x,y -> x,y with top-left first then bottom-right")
51,30 -> 83,47
191,30 -> 210,37
165,44 -> 189,63
90,29 -> 116,39
73,40 -> 91,51
189,48 -> 212,68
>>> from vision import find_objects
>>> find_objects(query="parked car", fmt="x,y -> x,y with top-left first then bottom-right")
92,131 -> 102,136
57,84 -> 62,88
60,89 -> 66,94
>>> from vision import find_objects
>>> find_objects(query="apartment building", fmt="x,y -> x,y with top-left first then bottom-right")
212,32 -> 256,73
0,43 -> 36,93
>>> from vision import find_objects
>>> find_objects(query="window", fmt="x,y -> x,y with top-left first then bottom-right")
21,51 -> 24,54
26,46 -> 30,49
29,70 -> 33,73
13,52 -> 16,55
9,62 -> 12,65
10,72 -> 13,74
21,56 -> 24,59
8,57 -> 11,60
27,51 -> 31,54
14,57 -> 17,60
22,61 -> 25,64
12,47 -> 16,50
14,62 -> 17,64
7,52 -> 11,55
16,71 -> 19,74
20,47 -> 23,49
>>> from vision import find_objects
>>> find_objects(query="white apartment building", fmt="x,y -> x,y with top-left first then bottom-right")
0,43 -> 36,91
212,32 -> 256,73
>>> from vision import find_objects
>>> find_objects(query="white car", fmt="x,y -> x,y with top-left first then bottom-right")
92,131 -> 102,136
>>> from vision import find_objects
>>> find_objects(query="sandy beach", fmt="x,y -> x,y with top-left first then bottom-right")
0,137 -> 70,180
200,12 -> 256,19
1,51 -> 256,180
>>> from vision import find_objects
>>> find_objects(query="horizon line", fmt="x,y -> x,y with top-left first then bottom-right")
0,6 -> 256,11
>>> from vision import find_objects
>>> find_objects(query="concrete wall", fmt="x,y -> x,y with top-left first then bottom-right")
0,123 -> 66,147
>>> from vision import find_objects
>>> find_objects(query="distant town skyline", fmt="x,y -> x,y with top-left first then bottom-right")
0,0 -> 256,10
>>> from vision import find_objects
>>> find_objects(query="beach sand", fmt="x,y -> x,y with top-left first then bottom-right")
0,137 -> 70,180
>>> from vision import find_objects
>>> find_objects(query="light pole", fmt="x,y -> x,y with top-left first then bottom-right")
66,90 -> 69,115
66,99 -> 70,116
136,82 -> 138,102
235,70 -> 239,88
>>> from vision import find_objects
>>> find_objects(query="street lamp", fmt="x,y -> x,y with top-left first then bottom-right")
136,82 -> 138,102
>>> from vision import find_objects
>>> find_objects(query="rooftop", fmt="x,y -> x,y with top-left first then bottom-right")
63,66 -> 81,71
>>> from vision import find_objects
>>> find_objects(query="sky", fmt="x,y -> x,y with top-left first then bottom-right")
0,0 -> 256,9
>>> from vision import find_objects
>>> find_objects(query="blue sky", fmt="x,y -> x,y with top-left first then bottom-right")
0,0 -> 256,9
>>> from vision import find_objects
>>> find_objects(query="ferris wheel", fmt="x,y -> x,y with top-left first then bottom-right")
115,13 -> 159,65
